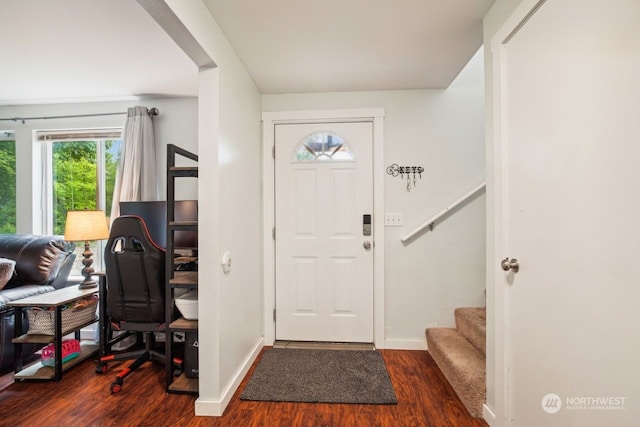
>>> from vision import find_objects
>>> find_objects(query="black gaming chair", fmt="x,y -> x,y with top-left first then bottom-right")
97,215 -> 167,393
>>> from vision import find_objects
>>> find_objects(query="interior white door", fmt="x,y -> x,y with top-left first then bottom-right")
275,122 -> 373,342
499,1 -> 640,425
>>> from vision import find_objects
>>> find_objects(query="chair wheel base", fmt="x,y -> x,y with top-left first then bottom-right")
110,378 -> 123,394
110,382 -> 122,394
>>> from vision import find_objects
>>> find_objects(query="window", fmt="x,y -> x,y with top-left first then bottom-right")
0,131 -> 16,233
292,132 -> 354,162
39,129 -> 122,274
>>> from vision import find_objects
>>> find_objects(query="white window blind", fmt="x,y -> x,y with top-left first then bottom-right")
36,128 -> 122,142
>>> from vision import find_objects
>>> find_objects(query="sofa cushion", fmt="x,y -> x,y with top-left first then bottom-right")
0,235 -> 75,288
0,284 -> 56,312
0,258 -> 16,290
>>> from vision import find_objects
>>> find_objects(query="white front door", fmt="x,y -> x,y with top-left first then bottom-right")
495,0 -> 640,425
275,122 -> 374,342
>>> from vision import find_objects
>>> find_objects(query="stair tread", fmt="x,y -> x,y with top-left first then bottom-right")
426,327 -> 485,418
427,328 -> 485,373
454,307 -> 486,356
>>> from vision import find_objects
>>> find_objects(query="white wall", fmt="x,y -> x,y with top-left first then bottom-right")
163,0 -> 263,416
263,49 -> 486,349
0,97 -> 197,234
482,0 -> 526,421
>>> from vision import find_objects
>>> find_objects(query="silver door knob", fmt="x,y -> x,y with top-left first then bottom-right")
363,241 -> 372,250
501,257 -> 519,273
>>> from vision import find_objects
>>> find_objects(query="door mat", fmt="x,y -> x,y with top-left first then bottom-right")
240,348 -> 398,404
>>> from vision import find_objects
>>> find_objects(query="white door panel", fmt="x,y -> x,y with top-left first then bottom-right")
498,0 -> 640,425
275,122 -> 373,342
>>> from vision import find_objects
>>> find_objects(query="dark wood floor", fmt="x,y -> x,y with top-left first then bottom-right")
0,348 -> 488,426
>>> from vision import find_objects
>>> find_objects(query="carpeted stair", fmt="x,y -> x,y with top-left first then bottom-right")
426,307 -> 486,418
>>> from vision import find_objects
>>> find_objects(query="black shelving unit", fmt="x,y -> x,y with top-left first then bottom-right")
165,144 -> 199,394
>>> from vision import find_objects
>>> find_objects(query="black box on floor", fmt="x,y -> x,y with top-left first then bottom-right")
185,332 -> 199,378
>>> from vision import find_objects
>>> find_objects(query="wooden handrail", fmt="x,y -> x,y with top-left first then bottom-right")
401,182 -> 486,243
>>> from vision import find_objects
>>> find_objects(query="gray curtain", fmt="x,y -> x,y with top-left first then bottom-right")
109,106 -> 159,221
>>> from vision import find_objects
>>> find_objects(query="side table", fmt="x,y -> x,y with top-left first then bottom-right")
8,284 -> 100,381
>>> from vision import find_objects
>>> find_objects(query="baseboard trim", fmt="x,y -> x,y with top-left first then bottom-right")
383,338 -> 426,350
195,337 -> 264,417
483,403 -> 496,426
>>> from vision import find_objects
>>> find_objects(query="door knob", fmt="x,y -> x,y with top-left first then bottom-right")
363,241 -> 372,250
501,257 -> 519,273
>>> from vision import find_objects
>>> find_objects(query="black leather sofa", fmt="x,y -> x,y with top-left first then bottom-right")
0,234 -> 76,374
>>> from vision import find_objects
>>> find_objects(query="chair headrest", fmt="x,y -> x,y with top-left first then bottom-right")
108,215 -> 165,252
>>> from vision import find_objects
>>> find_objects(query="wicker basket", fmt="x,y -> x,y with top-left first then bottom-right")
26,296 -> 98,336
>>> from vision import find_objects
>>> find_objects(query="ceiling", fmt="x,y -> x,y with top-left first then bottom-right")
0,0 -> 198,105
0,0 -> 493,105
205,0 -> 494,93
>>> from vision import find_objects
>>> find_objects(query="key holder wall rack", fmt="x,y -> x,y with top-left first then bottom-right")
386,164 -> 424,192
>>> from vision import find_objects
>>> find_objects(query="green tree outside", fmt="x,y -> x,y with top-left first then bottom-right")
52,140 -> 120,235
105,141 -> 119,221
0,138 -> 119,238
0,140 -> 17,233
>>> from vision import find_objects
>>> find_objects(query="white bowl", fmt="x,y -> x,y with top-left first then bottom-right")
175,290 -> 198,320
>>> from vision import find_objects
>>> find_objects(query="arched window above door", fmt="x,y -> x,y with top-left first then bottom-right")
291,132 -> 354,162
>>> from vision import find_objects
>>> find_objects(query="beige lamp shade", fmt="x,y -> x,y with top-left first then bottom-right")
64,210 -> 110,241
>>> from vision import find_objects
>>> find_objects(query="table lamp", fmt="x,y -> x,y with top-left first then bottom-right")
64,210 -> 109,289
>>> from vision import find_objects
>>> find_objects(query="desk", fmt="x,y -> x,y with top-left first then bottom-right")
8,285 -> 100,381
